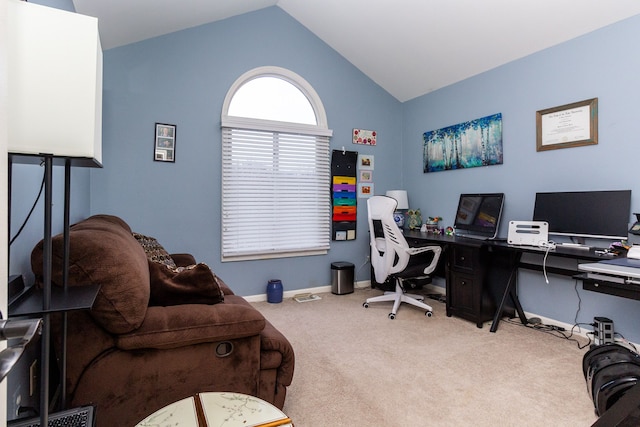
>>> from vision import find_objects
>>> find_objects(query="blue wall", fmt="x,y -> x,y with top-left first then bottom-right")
9,164 -> 91,280
402,15 -> 640,342
92,7 -> 402,295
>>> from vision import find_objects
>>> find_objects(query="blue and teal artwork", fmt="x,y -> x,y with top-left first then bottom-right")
423,113 -> 503,173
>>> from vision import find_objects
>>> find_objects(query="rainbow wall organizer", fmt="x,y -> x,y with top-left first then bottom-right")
331,149 -> 358,240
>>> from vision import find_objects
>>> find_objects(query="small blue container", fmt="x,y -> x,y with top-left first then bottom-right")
267,279 -> 283,303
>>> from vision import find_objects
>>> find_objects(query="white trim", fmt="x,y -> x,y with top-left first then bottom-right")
0,0 -> 8,419
221,116 -> 332,137
244,285 -> 333,303
222,249 -> 328,263
244,280 -> 441,302
221,65 -> 329,130
521,311 -> 592,338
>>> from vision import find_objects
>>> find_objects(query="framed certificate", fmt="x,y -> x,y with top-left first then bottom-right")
536,98 -> 597,151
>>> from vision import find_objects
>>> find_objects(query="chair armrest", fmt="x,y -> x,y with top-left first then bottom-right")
406,245 -> 442,275
170,253 -> 197,267
116,304 -> 266,350
261,321 -> 295,386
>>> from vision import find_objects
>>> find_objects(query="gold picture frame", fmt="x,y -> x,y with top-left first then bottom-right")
536,98 -> 598,152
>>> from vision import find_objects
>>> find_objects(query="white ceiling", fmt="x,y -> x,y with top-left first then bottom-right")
72,0 -> 640,102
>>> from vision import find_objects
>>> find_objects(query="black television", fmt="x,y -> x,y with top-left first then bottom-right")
454,193 -> 505,239
532,190 -> 631,241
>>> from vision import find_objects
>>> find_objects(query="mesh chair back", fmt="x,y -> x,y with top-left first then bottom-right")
367,196 -> 412,283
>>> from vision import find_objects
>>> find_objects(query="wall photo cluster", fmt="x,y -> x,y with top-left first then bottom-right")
154,123 -> 176,162
358,154 -> 374,198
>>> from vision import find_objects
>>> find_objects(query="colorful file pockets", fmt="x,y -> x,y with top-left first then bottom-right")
333,176 -> 356,185
331,149 -> 358,241
332,176 -> 357,238
333,205 -> 356,221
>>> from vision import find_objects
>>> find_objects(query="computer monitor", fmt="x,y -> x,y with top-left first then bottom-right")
454,193 -> 505,239
532,190 -> 631,241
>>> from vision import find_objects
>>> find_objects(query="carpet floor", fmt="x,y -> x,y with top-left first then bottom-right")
252,287 -> 598,426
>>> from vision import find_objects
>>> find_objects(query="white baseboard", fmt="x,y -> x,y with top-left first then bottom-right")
520,311 -> 591,338
244,279 -> 445,302
244,281 -> 367,302
510,311 -> 640,349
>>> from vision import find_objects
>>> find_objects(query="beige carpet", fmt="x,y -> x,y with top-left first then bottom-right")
252,287 -> 598,426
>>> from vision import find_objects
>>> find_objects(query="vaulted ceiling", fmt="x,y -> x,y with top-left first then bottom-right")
72,0 -> 640,102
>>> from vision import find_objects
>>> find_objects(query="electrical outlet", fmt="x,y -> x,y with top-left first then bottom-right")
29,359 -> 38,397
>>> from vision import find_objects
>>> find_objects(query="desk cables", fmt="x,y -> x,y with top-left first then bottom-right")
539,241 -> 556,284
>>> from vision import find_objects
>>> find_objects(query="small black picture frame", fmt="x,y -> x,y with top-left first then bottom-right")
154,123 -> 176,162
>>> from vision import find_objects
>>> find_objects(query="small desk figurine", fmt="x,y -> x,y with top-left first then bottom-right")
407,209 -> 422,230
425,216 -> 442,233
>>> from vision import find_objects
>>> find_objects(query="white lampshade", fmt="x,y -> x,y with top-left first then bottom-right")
385,190 -> 409,210
8,1 -> 103,164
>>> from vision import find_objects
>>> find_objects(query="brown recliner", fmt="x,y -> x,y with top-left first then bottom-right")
31,214 -> 294,427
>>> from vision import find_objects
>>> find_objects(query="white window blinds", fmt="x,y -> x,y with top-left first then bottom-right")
221,127 -> 331,260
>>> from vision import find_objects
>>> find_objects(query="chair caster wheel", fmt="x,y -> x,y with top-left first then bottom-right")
388,313 -> 396,319
426,311 -> 433,317
363,302 -> 369,308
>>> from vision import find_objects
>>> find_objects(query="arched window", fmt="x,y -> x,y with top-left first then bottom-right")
221,67 -> 333,261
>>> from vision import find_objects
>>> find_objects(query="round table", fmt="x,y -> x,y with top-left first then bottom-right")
135,392 -> 293,427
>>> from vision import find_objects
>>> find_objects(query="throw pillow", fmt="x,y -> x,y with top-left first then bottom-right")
133,232 -> 177,270
148,261 -> 225,306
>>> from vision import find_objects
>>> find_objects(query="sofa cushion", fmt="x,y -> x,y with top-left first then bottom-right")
148,261 -> 224,306
116,303 -> 266,350
132,232 -> 177,270
31,214 -> 150,334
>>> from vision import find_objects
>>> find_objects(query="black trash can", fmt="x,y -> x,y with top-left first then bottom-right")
331,262 -> 354,295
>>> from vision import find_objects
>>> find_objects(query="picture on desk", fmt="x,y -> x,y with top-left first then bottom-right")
423,113 -> 503,173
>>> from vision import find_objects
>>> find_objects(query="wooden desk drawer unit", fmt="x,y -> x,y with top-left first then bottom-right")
449,271 -> 478,314
446,244 -> 496,328
451,245 -> 476,270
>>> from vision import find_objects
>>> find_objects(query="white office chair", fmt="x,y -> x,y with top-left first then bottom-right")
363,195 -> 442,319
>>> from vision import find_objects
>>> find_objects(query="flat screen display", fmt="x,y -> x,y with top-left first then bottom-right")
454,193 -> 505,239
532,190 -> 631,240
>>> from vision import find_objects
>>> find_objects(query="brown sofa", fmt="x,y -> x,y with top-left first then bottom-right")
30,214 -> 294,427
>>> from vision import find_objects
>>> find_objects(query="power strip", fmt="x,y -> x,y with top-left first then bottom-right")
594,316 -> 614,345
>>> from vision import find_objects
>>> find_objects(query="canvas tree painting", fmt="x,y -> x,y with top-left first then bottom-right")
423,113 -> 503,173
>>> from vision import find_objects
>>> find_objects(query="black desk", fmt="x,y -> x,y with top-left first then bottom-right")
402,231 -> 622,332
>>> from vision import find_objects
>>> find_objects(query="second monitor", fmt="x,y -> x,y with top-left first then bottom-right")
533,190 -> 631,242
